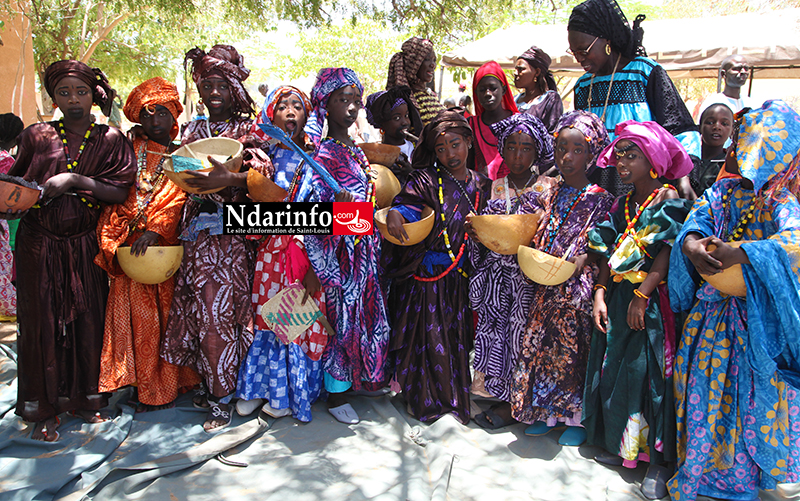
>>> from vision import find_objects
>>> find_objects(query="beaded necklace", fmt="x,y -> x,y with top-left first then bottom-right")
128,142 -> 167,230
503,172 -> 537,214
720,183 -> 758,242
57,119 -> 95,172
204,117 -> 232,138
443,167 -> 477,214
538,183 -> 590,253
413,165 -> 480,282
325,137 -> 376,246
613,184 -> 674,257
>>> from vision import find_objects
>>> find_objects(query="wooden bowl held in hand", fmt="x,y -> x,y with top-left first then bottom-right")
371,164 -> 402,208
701,241 -> 747,297
247,168 -> 288,202
470,213 -> 541,255
0,179 -> 40,212
517,245 -> 577,286
375,206 -> 435,246
163,137 -> 244,194
117,245 -> 184,285
358,143 -> 401,166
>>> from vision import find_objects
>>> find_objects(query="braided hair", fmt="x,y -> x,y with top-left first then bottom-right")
568,0 -> 647,59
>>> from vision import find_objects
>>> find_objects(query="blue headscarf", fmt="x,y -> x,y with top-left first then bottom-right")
305,67 -> 363,146
736,100 -> 800,194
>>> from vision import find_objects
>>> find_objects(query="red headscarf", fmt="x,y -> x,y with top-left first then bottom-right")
123,77 -> 184,139
472,61 -> 519,117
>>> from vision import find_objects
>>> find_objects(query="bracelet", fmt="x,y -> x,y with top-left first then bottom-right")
634,289 -> 650,300
593,284 -> 607,292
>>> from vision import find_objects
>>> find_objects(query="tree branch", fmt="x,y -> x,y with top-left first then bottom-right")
80,11 -> 128,63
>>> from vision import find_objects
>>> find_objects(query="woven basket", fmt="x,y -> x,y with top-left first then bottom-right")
260,283 -> 334,344
163,137 -> 243,194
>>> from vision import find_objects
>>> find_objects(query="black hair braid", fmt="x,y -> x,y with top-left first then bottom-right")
630,14 -> 647,58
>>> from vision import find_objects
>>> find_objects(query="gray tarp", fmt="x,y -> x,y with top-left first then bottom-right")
1,341 -> 799,500
442,9 -> 800,79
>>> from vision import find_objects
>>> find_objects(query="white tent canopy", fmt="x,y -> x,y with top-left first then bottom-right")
442,9 -> 800,79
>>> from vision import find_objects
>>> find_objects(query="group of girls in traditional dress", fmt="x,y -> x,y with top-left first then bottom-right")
5,0 -> 800,498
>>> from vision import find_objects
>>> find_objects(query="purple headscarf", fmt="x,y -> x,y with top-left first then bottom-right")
554,110 -> 610,171
305,67 -> 363,146
597,120 -> 693,179
489,113 -> 554,169
184,45 -> 256,118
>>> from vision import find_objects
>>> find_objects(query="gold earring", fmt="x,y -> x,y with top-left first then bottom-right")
52,102 -> 58,109
650,169 -> 658,179
605,44 -> 611,55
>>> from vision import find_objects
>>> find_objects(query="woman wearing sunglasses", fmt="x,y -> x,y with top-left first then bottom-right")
567,0 -> 700,200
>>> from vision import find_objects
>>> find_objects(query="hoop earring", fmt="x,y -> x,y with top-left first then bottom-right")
650,169 -> 658,179
52,102 -> 58,109
198,98 -> 204,105
605,44 -> 611,55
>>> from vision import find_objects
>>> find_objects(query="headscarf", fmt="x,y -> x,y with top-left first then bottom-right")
306,67 -> 363,146
735,100 -> 800,195
123,77 -> 183,139
517,46 -> 557,92
554,110 -> 610,171
263,85 -> 312,122
365,86 -> 424,136
597,120 -> 693,179
43,60 -> 117,117
472,61 -> 519,117
568,0 -> 647,60
411,110 -> 472,169
184,45 -> 255,118
386,37 -> 434,90
490,113 -> 553,170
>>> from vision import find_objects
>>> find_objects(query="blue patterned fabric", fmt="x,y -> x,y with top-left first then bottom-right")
269,144 -> 314,202
574,57 -> 701,158
669,177 -> 800,499
179,202 -> 223,242
305,139 -> 390,392
235,328 -> 323,422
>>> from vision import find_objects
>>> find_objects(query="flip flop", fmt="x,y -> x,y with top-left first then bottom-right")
32,416 -> 60,442
474,408 -> 513,430
203,404 -> 232,432
192,388 -> 210,409
328,403 -> 359,424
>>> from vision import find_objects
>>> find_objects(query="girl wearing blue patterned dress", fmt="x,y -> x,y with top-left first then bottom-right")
669,101 -> 800,501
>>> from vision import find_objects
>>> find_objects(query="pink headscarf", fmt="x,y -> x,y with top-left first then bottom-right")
597,120 -> 693,180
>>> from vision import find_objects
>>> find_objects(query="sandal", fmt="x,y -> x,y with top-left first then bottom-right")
193,388 -> 210,409
68,410 -> 110,424
32,416 -> 60,442
474,403 -> 516,430
203,403 -> 232,432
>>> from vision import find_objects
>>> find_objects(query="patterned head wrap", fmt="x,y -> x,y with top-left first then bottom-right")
305,67 -> 363,146
554,110 -> 610,171
598,120 -> 693,179
386,37 -> 435,90
123,77 -> 183,139
43,60 -> 117,117
184,45 -> 256,118
735,100 -> 800,194
490,113 -> 554,169
568,0 -> 647,60
411,110 -> 472,169
364,86 -> 423,136
472,61 -> 519,117
263,85 -> 311,122
517,46 -> 557,92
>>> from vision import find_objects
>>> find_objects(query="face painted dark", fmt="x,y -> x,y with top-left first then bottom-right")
476,76 -> 505,113
434,131 -> 471,174
555,128 -> 591,178
327,85 -> 362,131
